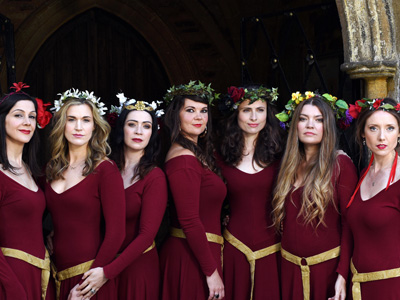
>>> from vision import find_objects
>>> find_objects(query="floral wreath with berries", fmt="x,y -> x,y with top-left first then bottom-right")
53,88 -> 107,116
275,91 -> 351,129
164,80 -> 219,105
348,98 -> 400,119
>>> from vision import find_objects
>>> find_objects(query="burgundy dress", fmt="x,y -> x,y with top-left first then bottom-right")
0,171 -> 54,300
159,155 -> 227,299
347,171 -> 400,299
45,160 -> 125,300
280,155 -> 357,300
219,160 -> 280,300
103,167 -> 167,299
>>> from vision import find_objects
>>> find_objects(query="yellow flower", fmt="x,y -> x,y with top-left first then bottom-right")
305,91 -> 315,99
292,92 -> 301,101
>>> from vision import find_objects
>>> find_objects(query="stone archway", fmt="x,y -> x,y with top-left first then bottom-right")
335,0 -> 399,99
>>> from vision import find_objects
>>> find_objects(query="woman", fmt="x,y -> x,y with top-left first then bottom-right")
44,89 -> 125,300
346,97 -> 400,299
217,85 -> 284,300
90,93 -> 167,299
159,80 -> 226,300
0,82 -> 52,300
273,92 -> 358,300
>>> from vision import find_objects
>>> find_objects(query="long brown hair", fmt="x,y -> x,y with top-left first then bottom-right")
46,98 -> 111,181
272,97 -> 338,230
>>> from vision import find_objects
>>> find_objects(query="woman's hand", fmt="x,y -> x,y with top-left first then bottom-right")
67,284 -> 80,300
328,274 -> 346,300
206,269 -> 225,300
46,230 -> 54,255
77,267 -> 108,299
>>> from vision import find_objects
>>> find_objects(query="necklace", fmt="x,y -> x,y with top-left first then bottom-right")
69,160 -> 85,170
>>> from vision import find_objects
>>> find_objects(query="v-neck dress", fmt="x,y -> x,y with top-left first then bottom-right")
347,171 -> 400,299
0,170 -> 53,300
103,167 -> 167,299
219,159 -> 281,300
280,154 -> 358,300
45,160 -> 125,300
159,155 -> 227,299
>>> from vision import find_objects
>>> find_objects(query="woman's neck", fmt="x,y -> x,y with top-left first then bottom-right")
6,142 -> 24,167
243,133 -> 258,157
124,148 -> 144,170
303,144 -> 319,163
68,145 -> 88,164
372,151 -> 396,173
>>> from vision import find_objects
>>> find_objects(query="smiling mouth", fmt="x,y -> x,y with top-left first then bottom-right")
19,130 -> 31,134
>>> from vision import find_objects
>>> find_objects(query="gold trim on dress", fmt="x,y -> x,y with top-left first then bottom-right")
351,259 -> 400,300
281,246 -> 341,300
223,229 -> 281,300
1,247 -> 50,300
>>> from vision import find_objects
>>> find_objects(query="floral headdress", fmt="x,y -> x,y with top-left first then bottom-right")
1,82 -> 52,128
275,91 -> 351,129
53,88 -> 107,116
107,93 -> 164,128
164,80 -> 219,105
348,98 -> 400,119
220,85 -> 279,111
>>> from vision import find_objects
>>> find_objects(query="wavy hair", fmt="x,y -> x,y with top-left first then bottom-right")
272,96 -> 338,230
0,92 -> 40,177
162,95 -> 218,173
46,98 -> 111,181
217,100 -> 285,167
111,108 -> 159,182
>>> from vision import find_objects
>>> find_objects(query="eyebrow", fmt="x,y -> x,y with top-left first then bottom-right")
299,113 -> 323,117
67,115 -> 92,118
126,119 -> 152,124
11,108 -> 36,113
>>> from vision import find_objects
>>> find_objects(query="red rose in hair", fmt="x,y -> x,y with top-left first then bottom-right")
348,99 -> 366,119
227,86 -> 245,103
10,82 -> 30,92
106,112 -> 118,128
35,98 -> 52,128
395,103 -> 400,111
372,99 -> 383,109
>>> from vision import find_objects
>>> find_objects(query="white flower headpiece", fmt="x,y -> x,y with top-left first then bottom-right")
110,93 -> 164,117
53,88 -> 107,115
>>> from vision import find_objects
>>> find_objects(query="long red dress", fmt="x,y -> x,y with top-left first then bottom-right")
103,167 -> 167,299
280,154 -> 357,300
219,160 -> 280,300
45,160 -> 125,300
347,171 -> 400,299
0,170 -> 54,300
159,155 -> 227,299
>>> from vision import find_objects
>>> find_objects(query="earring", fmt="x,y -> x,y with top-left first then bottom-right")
363,138 -> 366,146
200,126 -> 208,138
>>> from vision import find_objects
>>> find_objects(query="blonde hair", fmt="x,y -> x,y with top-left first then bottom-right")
46,98 -> 111,181
272,97 -> 338,230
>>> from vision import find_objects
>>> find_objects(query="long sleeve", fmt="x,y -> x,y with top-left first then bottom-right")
167,158 -> 218,276
90,161 -> 126,269
335,154 -> 358,279
103,169 -> 167,279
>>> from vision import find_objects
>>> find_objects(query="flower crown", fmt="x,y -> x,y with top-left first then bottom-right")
53,88 -> 107,115
348,98 -> 400,119
221,86 -> 279,111
164,80 -> 219,105
275,91 -> 351,129
110,93 -> 164,117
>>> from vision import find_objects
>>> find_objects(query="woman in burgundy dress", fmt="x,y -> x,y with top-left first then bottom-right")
159,81 -> 226,300
216,85 -> 284,300
273,93 -> 358,300
0,83 -> 53,300
346,97 -> 400,300
90,93 -> 167,299
44,89 -> 125,300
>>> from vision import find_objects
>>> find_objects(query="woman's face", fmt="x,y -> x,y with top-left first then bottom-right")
123,110 -> 153,153
64,104 -> 95,148
297,104 -> 324,146
5,100 -> 37,146
237,99 -> 267,137
363,110 -> 400,158
179,98 -> 208,142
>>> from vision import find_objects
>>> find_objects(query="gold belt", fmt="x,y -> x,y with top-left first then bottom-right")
51,259 -> 94,300
223,229 -> 280,300
281,246 -> 340,300
351,259 -> 400,300
116,240 -> 156,258
1,247 -> 50,300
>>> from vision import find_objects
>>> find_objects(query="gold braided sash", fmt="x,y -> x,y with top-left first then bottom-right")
1,247 -> 50,300
223,229 -> 281,300
281,246 -> 340,300
143,241 -> 156,254
51,259 -> 94,300
351,259 -> 400,300
170,227 -> 224,245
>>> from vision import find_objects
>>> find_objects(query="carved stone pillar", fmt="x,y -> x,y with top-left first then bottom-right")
336,0 -> 399,99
